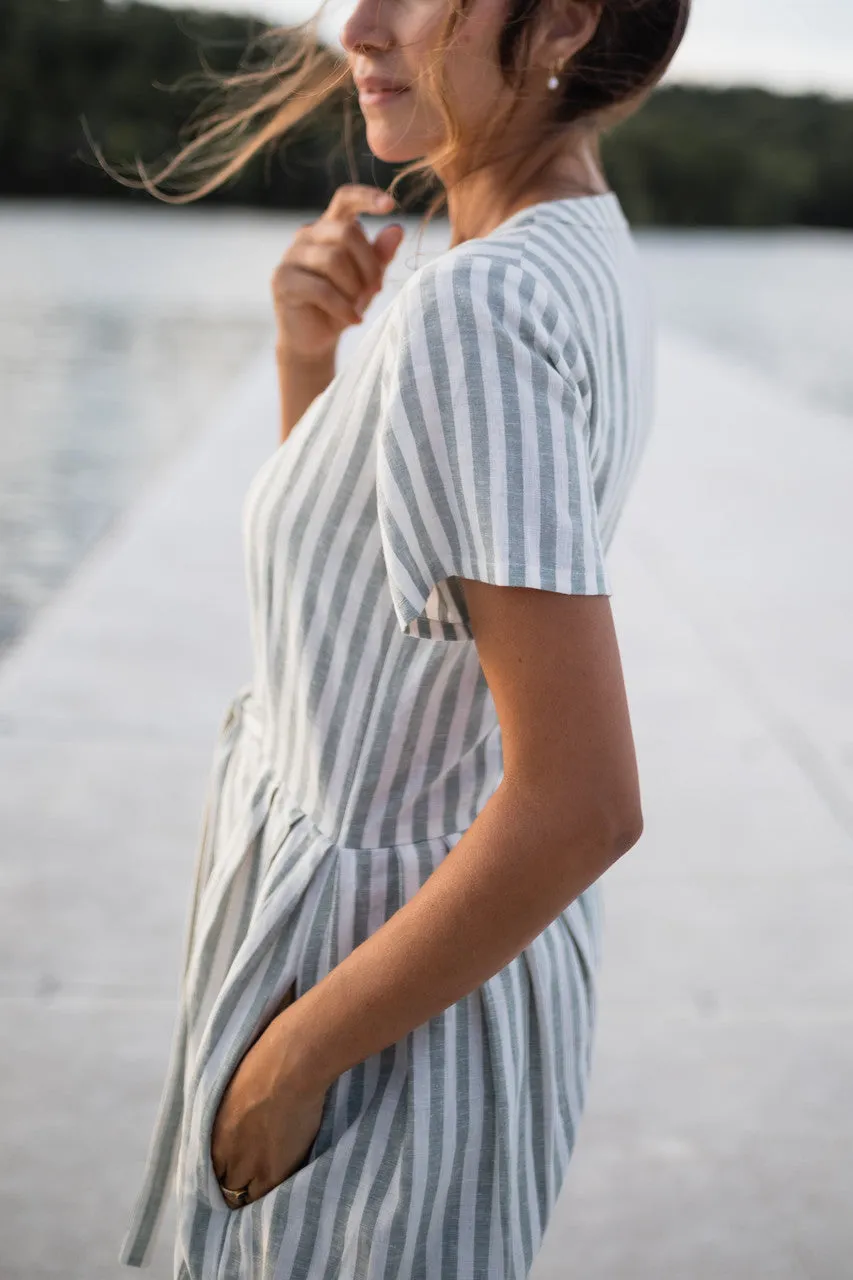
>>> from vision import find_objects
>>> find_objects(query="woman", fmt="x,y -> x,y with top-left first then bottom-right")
118,0 -> 690,1275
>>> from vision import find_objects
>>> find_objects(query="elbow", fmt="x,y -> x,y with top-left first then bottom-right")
600,774 -> 644,858
567,791 -> 644,863
583,796 -> 644,863
558,799 -> 643,878
500,774 -> 644,862
612,807 -> 644,857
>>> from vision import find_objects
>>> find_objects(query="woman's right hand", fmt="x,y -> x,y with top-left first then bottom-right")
272,184 -> 405,362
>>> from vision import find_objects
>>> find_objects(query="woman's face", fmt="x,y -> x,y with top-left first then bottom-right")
340,0 -> 519,165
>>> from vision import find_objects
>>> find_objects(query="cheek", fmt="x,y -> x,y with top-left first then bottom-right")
442,41 -> 505,128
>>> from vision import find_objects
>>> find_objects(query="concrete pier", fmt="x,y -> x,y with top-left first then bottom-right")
1,315 -> 850,1277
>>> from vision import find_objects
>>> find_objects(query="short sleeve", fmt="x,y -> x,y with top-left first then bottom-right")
376,251 -> 611,641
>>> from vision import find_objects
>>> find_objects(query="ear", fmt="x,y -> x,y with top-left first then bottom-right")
531,0 -> 603,69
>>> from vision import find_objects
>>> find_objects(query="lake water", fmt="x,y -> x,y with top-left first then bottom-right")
1,200 -> 851,658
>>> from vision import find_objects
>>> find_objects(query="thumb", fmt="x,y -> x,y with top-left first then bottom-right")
373,223 -> 405,267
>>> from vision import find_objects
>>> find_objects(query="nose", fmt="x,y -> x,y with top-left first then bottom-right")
339,0 -> 394,55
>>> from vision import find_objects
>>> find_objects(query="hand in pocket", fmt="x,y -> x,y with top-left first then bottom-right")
211,984 -> 328,1207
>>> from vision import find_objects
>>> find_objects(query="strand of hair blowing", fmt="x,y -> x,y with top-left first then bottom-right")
90,0 -> 690,233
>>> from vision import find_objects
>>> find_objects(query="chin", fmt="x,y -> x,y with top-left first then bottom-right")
364,134 -> 423,165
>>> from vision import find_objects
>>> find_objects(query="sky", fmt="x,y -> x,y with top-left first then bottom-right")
148,0 -> 853,98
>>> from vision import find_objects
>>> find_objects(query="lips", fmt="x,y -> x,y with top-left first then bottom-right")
355,77 -> 409,94
359,87 -> 410,106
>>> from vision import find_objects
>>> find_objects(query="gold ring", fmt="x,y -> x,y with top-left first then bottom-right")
219,1181 -> 252,1209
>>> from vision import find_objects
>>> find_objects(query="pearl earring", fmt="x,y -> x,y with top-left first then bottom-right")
547,61 -> 564,91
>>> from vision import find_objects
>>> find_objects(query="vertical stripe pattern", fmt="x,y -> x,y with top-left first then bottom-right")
119,191 -> 652,1278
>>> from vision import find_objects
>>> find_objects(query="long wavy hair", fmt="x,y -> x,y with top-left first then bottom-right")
92,0 -> 691,235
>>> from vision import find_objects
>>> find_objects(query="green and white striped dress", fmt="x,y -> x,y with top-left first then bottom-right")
120,190 -> 654,1279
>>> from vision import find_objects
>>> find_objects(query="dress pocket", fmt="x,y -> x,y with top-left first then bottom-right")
190,972 -> 305,1214
184,832 -> 339,1217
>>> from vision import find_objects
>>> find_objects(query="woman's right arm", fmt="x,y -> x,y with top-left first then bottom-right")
270,184 -> 404,445
276,344 -> 337,445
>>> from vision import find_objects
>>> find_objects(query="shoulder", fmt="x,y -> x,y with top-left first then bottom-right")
396,207 -> 633,305
396,228 -> 555,316
386,231 -> 568,378
378,205 -> 643,397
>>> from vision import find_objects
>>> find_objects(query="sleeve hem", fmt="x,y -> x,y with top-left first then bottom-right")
391,559 -> 613,642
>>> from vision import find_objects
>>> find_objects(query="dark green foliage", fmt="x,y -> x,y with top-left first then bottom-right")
2,0 -> 852,225
0,0 -> 401,208
601,84 -> 853,228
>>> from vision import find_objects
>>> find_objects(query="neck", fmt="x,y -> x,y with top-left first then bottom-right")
442,128 -> 609,248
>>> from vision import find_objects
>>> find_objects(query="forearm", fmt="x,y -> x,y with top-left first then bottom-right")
276,341 -> 337,444
274,778 -> 636,1096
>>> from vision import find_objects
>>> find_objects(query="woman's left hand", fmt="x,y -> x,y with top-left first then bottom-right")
211,1013 -> 328,1206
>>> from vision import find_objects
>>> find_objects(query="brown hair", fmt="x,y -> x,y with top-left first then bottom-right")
93,0 -> 690,234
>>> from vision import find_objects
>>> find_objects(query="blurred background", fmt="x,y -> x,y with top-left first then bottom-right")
1,1 -> 851,1277
3,0 -> 853,655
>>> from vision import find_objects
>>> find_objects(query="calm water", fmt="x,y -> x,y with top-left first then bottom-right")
639,227 -> 853,420
1,201 -> 852,658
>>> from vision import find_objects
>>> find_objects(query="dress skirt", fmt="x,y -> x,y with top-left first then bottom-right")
120,685 -> 604,1280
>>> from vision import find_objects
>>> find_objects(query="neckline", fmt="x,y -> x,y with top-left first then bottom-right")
485,190 -> 626,237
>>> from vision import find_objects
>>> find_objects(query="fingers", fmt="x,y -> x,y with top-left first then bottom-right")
296,221 -> 382,305
285,208 -> 402,318
282,265 -> 364,327
323,183 -> 396,224
372,222 -> 406,266
271,184 -> 402,351
320,183 -> 400,305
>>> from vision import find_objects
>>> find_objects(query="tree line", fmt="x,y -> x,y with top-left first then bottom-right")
3,0 -> 852,227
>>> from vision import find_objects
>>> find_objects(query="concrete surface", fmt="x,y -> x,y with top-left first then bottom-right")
0,311 -> 851,1278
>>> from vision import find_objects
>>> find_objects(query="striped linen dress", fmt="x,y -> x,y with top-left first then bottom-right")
119,190 -> 655,1279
